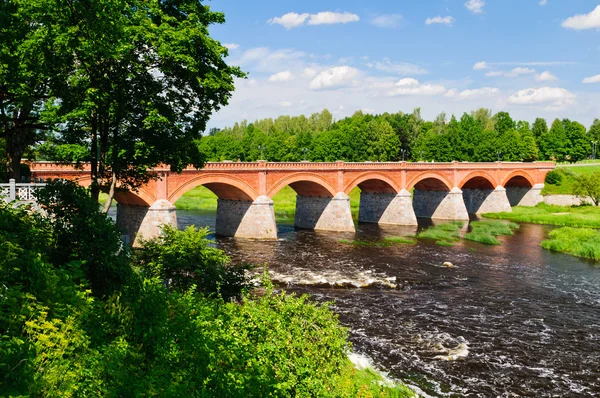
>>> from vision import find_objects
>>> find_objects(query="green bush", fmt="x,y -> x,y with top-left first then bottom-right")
545,170 -> 563,185
542,227 -> 600,260
134,225 -> 253,300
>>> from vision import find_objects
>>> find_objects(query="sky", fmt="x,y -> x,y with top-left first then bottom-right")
206,0 -> 600,130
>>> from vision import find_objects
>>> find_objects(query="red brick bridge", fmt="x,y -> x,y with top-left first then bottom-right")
31,161 -> 554,244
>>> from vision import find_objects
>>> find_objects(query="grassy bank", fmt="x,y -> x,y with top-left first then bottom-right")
542,227 -> 600,260
176,185 -> 362,220
542,164 -> 600,195
483,203 -> 600,228
417,222 -> 462,246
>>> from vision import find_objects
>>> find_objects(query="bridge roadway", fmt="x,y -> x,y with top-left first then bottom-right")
30,161 -> 555,245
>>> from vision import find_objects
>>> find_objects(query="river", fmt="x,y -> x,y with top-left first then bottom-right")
174,210 -> 599,397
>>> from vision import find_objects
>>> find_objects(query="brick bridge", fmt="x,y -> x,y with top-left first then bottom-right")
30,161 -> 554,245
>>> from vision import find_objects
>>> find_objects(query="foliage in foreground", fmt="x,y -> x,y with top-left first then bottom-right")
483,203 -> 600,228
542,227 -> 600,261
573,172 -> 600,206
0,182 -> 414,397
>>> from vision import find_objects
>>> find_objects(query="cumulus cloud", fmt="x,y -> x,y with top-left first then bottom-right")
465,0 -> 485,14
508,87 -> 575,108
370,14 -> 403,28
302,68 -> 318,78
562,5 -> 600,30
223,43 -> 239,50
388,78 -> 446,96
367,59 -> 428,75
445,87 -> 499,99
535,71 -> 558,82
583,74 -> 600,84
425,16 -> 455,26
539,0 -> 548,5
268,11 -> 359,29
268,71 -> 294,82
268,12 -> 309,29
473,61 -> 488,70
309,66 -> 360,90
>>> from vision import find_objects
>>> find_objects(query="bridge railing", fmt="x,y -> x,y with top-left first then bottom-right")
0,179 -> 46,204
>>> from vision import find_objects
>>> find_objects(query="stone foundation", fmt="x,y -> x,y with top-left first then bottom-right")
359,189 -> 417,225
463,186 -> 512,214
117,199 -> 177,246
506,184 -> 544,207
295,192 -> 355,232
215,195 -> 277,239
413,187 -> 469,221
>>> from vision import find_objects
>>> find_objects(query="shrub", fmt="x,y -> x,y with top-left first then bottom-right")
541,227 -> 600,260
134,225 -> 253,300
545,170 -> 563,185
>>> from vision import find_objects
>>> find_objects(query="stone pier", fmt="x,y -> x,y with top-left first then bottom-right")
215,195 -> 277,239
413,187 -> 469,221
295,192 -> 355,232
462,186 -> 512,215
506,184 -> 544,207
359,189 -> 417,226
117,199 -> 177,246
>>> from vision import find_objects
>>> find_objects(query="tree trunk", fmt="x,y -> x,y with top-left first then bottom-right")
6,152 -> 22,182
90,114 -> 100,202
102,170 -> 117,213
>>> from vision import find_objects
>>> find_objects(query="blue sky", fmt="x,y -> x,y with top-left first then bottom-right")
206,1 -> 600,129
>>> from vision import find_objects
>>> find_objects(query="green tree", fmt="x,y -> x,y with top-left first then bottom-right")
532,117 -> 548,139
574,172 -> 600,206
540,118 -> 568,160
563,119 -> 588,162
48,0 -> 244,209
494,111 -> 516,135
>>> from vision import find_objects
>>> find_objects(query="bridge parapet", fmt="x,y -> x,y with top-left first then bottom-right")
1,179 -> 47,205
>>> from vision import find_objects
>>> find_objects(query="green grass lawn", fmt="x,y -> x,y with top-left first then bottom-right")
541,164 -> 600,195
175,185 -> 362,221
483,203 -> 600,228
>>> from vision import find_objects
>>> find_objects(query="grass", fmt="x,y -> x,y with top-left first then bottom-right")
541,227 -> 600,260
417,222 -> 462,246
338,362 -> 417,397
175,185 -> 362,221
339,236 -> 416,248
383,236 -> 417,245
483,203 -> 600,228
464,221 -> 519,245
541,165 -> 600,195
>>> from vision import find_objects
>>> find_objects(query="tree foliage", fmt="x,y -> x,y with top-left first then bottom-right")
574,172 -> 600,206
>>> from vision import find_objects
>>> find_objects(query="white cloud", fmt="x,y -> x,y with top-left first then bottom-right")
370,14 -> 403,28
388,78 -> 446,96
279,101 -> 292,108
425,16 -> 455,26
508,87 -> 575,108
539,0 -> 548,5
307,11 -> 359,25
562,5 -> 600,30
486,67 -> 537,78
367,59 -> 428,75
583,74 -> 600,84
268,11 -> 359,29
473,61 -> 488,70
236,47 -> 306,73
535,71 -> 558,82
465,0 -> 485,14
268,71 -> 294,82
302,68 -> 318,78
268,12 -> 309,29
445,87 -> 499,99
223,43 -> 239,50
309,66 -> 360,90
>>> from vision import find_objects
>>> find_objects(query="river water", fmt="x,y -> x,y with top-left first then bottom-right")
175,210 -> 600,397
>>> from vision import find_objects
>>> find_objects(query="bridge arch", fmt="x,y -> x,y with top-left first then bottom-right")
74,176 -> 155,206
501,171 -> 535,188
459,171 -> 497,190
168,174 -> 258,203
407,173 -> 453,191
267,173 -> 337,198
344,172 -> 399,195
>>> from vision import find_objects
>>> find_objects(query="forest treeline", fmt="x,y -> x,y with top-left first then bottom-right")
198,109 -> 600,163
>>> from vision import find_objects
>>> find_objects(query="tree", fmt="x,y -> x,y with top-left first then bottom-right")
532,118 -> 548,139
540,118 -> 568,160
563,119 -> 588,162
47,0 -> 244,209
573,172 -> 600,206
494,111 -> 516,135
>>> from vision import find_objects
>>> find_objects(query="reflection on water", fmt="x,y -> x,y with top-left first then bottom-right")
179,210 -> 600,397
